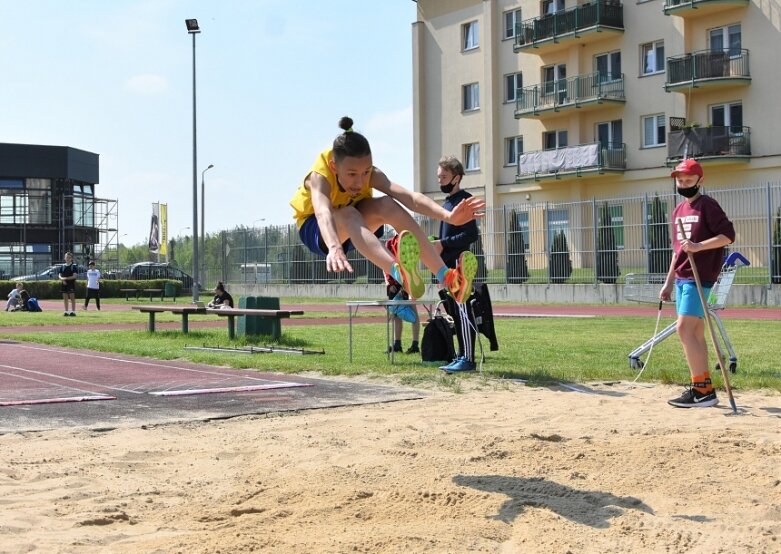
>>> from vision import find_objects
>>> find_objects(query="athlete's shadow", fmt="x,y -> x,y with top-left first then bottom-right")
453,475 -> 653,527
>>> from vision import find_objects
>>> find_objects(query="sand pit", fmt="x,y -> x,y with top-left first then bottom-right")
1,379 -> 779,553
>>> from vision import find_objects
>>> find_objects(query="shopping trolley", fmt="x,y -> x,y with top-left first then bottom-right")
625,251 -> 750,373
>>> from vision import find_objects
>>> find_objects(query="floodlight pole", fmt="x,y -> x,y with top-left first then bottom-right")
201,164 -> 214,285
188,20 -> 201,303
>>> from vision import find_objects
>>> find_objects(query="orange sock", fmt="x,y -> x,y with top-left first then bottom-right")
692,374 -> 713,394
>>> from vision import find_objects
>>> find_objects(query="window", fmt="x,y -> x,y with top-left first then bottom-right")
504,9 -> 522,40
515,211 -> 530,250
463,21 -> 479,51
505,136 -> 523,166
542,64 -> 567,102
543,130 -> 568,150
642,114 -> 666,147
600,205 -> 625,249
596,120 -> 623,148
595,51 -> 622,82
711,102 -> 743,133
641,41 -> 665,75
505,72 -> 522,103
463,143 -> 480,171
542,0 -> 565,15
547,208 -> 569,248
462,82 -> 480,111
710,24 -> 741,57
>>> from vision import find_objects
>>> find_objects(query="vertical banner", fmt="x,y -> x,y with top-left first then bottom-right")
159,203 -> 168,258
148,203 -> 160,253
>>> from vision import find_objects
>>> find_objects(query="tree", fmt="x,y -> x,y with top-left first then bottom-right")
648,195 -> 672,274
507,210 -> 529,284
596,202 -> 620,284
772,206 -> 781,285
549,230 -> 572,283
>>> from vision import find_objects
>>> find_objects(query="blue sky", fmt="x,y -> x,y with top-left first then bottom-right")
0,0 -> 417,246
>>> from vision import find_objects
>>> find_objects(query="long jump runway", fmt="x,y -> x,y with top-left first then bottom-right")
0,341 -> 423,433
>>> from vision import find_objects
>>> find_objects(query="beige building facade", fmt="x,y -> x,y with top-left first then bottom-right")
412,0 -> 781,206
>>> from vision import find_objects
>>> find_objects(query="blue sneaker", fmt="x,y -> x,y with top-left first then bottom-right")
439,356 -> 476,373
388,293 -> 418,324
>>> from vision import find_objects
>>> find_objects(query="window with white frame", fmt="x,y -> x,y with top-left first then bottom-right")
711,102 -> 743,133
505,136 -> 523,166
462,82 -> 480,111
543,130 -> 568,150
504,72 -> 522,103
595,51 -> 621,82
709,24 -> 741,57
463,21 -> 479,51
504,9 -> 522,40
464,143 -> 480,171
642,114 -> 666,147
596,120 -> 623,148
641,40 -> 665,75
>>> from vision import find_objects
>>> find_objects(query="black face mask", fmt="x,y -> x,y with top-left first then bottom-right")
676,184 -> 700,198
440,178 -> 458,195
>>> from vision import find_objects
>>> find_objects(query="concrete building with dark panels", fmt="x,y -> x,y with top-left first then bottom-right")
0,142 -> 117,278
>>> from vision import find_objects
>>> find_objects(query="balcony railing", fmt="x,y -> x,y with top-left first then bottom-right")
515,71 -> 625,117
517,142 -> 626,181
666,49 -> 750,90
667,126 -> 751,161
663,0 -> 750,17
514,1 -> 624,50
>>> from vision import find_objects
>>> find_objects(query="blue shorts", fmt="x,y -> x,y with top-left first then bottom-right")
675,280 -> 712,318
298,215 -> 383,256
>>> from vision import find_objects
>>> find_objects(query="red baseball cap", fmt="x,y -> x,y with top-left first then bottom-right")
671,158 -> 703,178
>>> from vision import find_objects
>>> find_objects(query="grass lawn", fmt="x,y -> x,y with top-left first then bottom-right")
1,301 -> 779,392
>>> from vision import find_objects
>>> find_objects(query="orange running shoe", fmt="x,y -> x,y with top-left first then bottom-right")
444,251 -> 477,304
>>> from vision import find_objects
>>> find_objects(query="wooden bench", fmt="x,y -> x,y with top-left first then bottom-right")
207,307 -> 304,339
121,288 -> 142,301
121,288 -> 175,301
131,305 -> 304,338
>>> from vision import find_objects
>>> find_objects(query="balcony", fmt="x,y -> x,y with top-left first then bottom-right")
663,0 -> 749,18
666,49 -> 750,92
514,72 -> 625,119
516,142 -> 626,182
667,126 -> 751,164
514,1 -> 624,55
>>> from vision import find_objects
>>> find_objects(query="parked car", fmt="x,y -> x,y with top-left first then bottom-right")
117,262 -> 193,291
11,264 -> 89,282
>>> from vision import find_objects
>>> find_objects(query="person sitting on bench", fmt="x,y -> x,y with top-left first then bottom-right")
207,282 -> 234,309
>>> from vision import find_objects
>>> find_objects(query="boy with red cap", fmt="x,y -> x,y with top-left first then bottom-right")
660,159 -> 735,408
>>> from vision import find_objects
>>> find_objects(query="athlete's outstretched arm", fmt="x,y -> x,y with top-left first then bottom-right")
308,173 -> 354,273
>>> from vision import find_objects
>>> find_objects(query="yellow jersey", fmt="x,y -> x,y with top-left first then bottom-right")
290,148 -> 373,229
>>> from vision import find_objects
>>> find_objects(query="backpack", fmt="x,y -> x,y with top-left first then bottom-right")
421,303 -> 455,363
26,297 -> 42,312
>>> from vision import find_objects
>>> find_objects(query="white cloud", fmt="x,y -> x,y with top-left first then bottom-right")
125,74 -> 170,95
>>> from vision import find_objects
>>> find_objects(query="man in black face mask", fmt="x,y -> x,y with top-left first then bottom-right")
431,156 -> 481,373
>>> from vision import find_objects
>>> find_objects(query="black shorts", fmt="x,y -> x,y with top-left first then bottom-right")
61,282 -> 76,294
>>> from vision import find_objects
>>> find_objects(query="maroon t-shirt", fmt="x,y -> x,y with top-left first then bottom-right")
672,195 -> 736,283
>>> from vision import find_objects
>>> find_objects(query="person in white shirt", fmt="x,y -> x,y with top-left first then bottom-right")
84,261 -> 102,311
5,283 -> 23,311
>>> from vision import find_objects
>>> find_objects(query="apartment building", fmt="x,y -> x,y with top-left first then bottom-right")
412,0 -> 781,205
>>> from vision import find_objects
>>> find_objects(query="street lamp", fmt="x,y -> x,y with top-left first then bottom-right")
201,164 -> 214,281
186,18 -> 201,303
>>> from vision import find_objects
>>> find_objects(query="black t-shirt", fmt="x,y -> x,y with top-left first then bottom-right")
212,291 -> 234,308
59,263 -> 78,279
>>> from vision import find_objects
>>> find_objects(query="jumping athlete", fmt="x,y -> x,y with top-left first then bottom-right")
290,116 -> 483,302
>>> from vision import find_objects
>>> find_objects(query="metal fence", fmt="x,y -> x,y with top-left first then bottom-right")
207,182 -> 781,287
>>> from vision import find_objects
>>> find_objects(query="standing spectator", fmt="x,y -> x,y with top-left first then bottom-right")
5,283 -> 23,311
84,261 -> 101,311
59,252 -> 78,317
431,156 -> 479,373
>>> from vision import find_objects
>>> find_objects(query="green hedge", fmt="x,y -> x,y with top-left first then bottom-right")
0,280 -> 182,299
